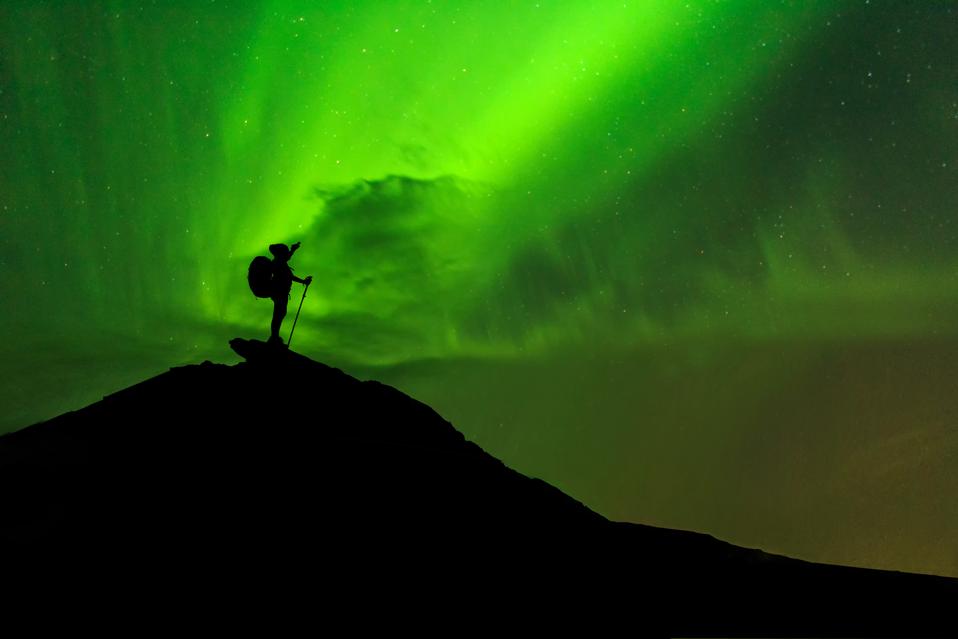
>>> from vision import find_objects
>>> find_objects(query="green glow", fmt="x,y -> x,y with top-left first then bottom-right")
3,2 -> 958,577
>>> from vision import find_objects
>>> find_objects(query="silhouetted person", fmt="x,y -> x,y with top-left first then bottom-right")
268,242 -> 312,345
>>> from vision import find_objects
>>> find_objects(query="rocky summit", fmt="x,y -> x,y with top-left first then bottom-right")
1,339 -> 955,635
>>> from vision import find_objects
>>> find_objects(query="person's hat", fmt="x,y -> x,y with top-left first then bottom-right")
269,243 -> 290,258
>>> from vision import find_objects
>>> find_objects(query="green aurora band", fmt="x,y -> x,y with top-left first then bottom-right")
2,1 -> 957,575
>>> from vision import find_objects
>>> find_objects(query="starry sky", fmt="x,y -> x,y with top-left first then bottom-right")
2,1 -> 957,576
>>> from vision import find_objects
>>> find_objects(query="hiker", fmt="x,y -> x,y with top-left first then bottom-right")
267,242 -> 312,345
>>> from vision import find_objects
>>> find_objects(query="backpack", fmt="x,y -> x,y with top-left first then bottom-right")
248,256 -> 274,298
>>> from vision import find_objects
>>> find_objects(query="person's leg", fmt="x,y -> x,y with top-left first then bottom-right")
270,296 -> 288,343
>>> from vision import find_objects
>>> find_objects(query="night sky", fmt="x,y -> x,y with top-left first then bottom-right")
2,1 -> 957,576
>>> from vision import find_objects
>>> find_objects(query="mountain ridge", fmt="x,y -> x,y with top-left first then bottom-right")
1,338 -> 954,635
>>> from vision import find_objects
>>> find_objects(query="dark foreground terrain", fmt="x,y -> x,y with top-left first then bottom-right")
2,339 -> 954,635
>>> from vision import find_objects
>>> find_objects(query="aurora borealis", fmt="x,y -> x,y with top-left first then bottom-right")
2,1 -> 957,576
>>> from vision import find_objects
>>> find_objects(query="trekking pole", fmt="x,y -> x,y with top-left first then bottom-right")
287,280 -> 310,347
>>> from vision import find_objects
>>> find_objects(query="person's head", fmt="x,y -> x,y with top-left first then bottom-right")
269,243 -> 291,261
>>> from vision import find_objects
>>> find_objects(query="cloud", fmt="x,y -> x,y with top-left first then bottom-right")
284,174 -> 490,363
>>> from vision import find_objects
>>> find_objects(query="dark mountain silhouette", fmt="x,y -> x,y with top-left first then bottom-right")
2,339 -> 955,635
